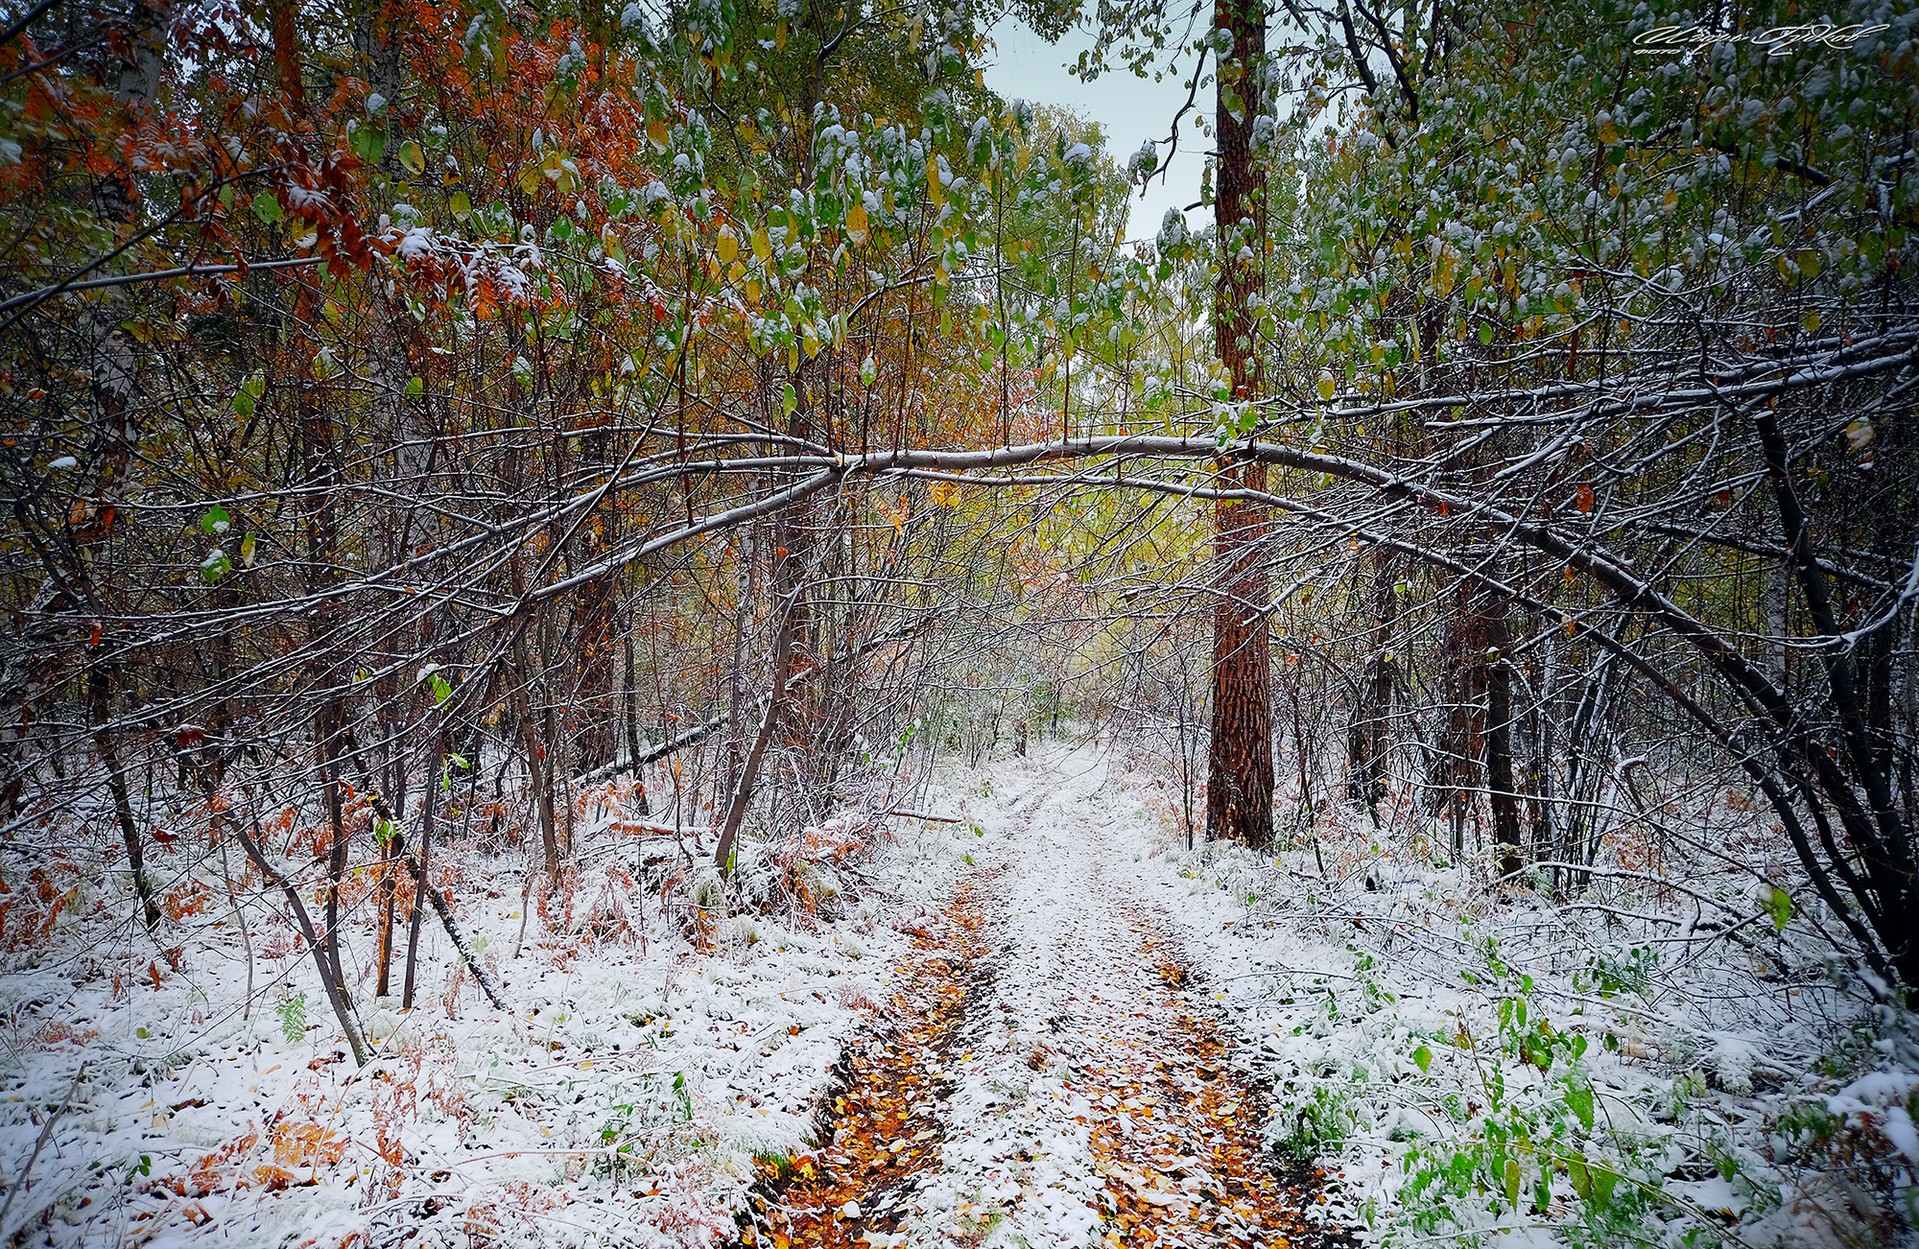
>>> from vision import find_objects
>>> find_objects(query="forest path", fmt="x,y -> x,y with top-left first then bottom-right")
748,744 -> 1335,1249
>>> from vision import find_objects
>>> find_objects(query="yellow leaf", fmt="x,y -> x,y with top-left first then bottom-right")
927,159 -> 944,208
752,225 -> 772,263
745,278 -> 762,306
1317,375 -> 1336,401
1597,118 -> 1620,146
647,117 -> 669,150
846,202 -> 869,245
716,225 -> 738,265
519,164 -> 543,197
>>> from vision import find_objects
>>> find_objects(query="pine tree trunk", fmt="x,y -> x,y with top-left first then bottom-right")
1204,0 -> 1273,851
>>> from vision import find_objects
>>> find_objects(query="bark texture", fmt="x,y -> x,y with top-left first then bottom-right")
1205,0 -> 1274,850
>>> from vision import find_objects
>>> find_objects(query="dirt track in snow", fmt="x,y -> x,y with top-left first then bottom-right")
743,751 -> 1350,1249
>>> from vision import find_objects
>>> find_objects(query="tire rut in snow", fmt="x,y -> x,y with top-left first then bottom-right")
1077,899 -> 1354,1249
739,868 -> 1003,1248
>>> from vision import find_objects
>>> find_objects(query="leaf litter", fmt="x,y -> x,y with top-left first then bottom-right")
742,746 -> 1351,1249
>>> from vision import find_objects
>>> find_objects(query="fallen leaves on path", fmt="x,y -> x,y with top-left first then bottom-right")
744,875 -> 998,1247
738,867 -> 1349,1249
1076,908 -> 1337,1248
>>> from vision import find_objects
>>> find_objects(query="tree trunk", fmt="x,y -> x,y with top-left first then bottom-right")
1486,648 -> 1523,879
1347,553 -> 1396,822
1204,0 -> 1274,851
90,668 -> 161,935
714,587 -> 803,874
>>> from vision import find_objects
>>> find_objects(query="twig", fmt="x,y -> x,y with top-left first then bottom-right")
405,849 -> 510,1012
0,1062 -> 86,1236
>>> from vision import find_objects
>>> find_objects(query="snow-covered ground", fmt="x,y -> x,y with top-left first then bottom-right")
0,796 -> 977,1247
872,740 -> 1331,1248
1088,738 -> 1919,1249
3,736 -> 1915,1247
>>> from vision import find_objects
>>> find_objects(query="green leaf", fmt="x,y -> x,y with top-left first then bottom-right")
1503,1156 -> 1522,1209
1766,886 -> 1793,930
405,375 -> 425,398
1566,1081 -> 1594,1131
1412,1044 -> 1432,1073
399,138 -> 426,176
199,504 -> 231,536
349,121 -> 387,165
780,381 -> 798,417
1567,1152 -> 1592,1199
199,549 -> 231,585
430,673 -> 452,705
860,354 -> 877,387
448,190 -> 473,221
1590,1162 -> 1621,1206
231,372 -> 266,420
1478,321 -> 1494,345
251,192 -> 283,225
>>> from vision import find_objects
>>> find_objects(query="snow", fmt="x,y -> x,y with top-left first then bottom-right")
395,226 -> 436,261
0,785 -> 979,1246
4,736 -> 1914,1246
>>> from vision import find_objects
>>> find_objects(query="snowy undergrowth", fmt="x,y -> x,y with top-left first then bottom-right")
0,786 -> 978,1248
1101,740 -> 1919,1249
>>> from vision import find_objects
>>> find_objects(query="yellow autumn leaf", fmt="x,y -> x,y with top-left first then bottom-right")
1597,118 -> 1620,146
716,225 -> 738,264
846,202 -> 869,245
752,224 -> 772,262
927,159 -> 944,208
647,117 -> 669,150
1317,375 -> 1337,401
